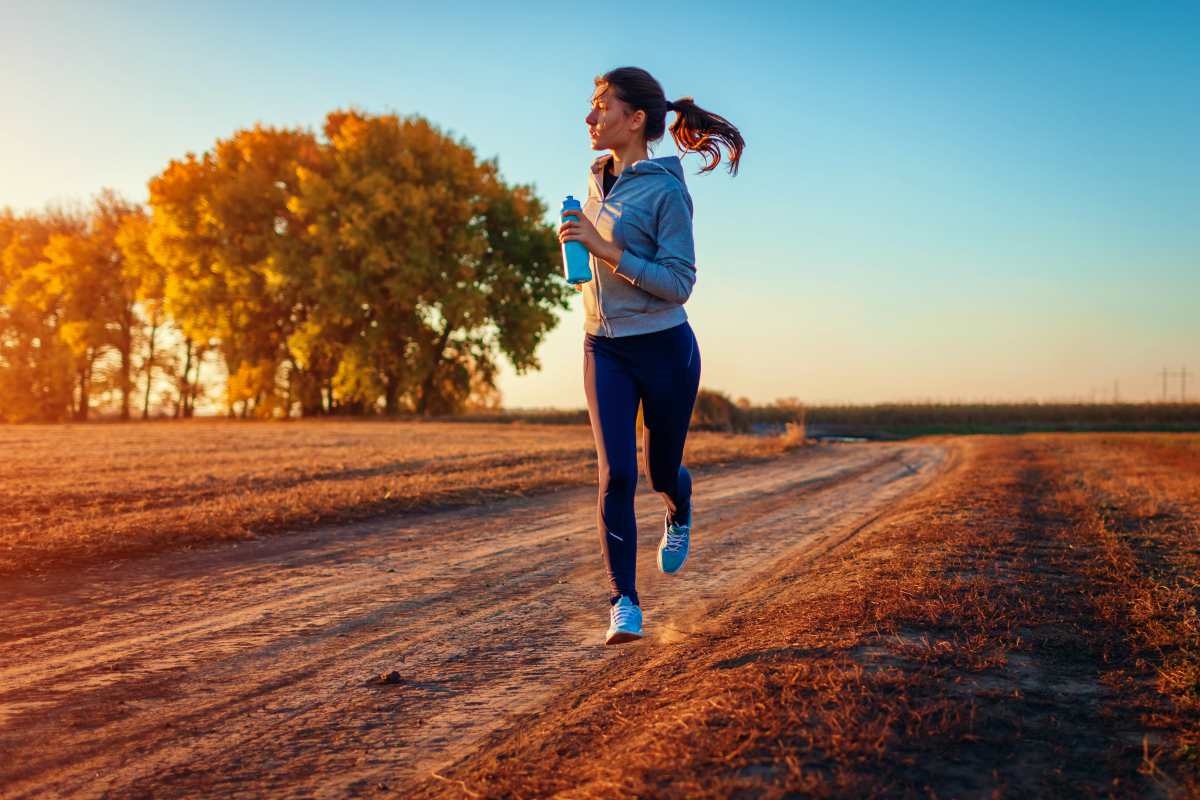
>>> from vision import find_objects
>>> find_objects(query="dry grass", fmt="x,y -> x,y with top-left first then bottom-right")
0,418 -> 811,576
410,433 -> 1200,799
1040,434 -> 1200,789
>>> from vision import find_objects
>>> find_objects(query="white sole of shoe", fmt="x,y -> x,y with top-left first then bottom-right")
605,629 -> 643,645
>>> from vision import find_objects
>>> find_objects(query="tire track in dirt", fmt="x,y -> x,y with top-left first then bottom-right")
0,440 -> 951,799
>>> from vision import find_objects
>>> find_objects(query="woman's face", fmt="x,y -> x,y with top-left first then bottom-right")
586,85 -> 643,151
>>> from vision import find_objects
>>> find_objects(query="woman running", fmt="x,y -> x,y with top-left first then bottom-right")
557,66 -> 745,645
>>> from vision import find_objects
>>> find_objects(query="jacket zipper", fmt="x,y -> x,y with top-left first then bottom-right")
596,157 -> 632,337
592,157 -> 677,337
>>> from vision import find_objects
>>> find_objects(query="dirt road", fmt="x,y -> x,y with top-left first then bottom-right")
0,440 -> 950,798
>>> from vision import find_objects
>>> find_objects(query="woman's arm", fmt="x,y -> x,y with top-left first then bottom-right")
610,186 -> 697,305
559,188 -> 698,304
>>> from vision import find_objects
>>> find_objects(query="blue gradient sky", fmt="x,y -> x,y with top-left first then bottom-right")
3,0 -> 1197,406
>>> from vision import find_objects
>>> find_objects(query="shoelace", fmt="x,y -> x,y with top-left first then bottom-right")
611,602 -> 639,629
663,519 -> 689,553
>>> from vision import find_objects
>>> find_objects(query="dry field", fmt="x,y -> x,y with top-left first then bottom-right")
0,434 -> 936,798
0,418 -> 805,576
4,431 -> 1197,798
410,433 -> 1200,799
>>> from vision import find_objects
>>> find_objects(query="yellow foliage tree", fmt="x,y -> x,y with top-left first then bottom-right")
0,206 -> 87,421
289,108 -> 569,416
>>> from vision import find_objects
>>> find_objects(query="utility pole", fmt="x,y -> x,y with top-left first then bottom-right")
1160,366 -> 1192,403
1113,379 -> 1119,404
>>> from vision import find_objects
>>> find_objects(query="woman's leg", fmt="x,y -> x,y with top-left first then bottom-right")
583,338 -> 642,606
638,322 -> 701,522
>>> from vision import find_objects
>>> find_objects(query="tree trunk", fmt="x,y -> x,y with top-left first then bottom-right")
384,371 -> 402,416
177,337 -> 193,419
187,350 -> 202,418
119,306 -> 134,420
142,319 -> 159,419
297,367 -> 323,417
76,365 -> 89,422
76,351 -> 95,421
417,322 -> 454,416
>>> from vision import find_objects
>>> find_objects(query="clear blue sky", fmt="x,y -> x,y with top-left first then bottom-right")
3,0 -> 1197,406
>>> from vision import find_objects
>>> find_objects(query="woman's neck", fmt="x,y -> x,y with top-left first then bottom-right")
610,142 -> 648,176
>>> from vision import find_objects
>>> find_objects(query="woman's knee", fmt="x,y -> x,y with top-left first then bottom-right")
648,462 -> 687,495
599,462 -> 638,498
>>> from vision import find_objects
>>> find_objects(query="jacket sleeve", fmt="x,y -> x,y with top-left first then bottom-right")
611,185 -> 697,304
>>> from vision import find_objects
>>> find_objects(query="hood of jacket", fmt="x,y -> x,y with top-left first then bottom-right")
587,153 -> 688,197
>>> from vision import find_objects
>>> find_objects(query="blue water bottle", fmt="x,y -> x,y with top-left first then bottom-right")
561,195 -> 592,284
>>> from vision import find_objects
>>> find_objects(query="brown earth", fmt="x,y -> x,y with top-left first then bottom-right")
408,433 -> 1200,799
0,419 -> 804,577
0,438 -> 944,798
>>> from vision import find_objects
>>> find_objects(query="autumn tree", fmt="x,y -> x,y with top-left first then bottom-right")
289,108 -> 570,416
0,206 -> 87,421
148,124 -> 325,418
115,207 -> 168,419
27,190 -> 146,420
4,109 -> 570,421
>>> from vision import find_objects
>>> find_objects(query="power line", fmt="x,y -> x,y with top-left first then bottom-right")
1159,366 -> 1192,403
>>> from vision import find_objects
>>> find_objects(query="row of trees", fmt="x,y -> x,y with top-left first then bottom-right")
0,109 -> 570,422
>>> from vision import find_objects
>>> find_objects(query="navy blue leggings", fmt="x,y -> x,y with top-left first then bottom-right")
583,320 -> 702,607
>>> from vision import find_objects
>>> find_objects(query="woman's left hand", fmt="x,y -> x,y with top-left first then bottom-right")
558,210 -> 613,261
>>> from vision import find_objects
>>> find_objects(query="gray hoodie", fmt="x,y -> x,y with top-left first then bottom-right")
580,153 -> 696,337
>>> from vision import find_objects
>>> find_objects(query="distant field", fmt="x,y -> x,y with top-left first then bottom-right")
0,419 -> 807,576
476,402 -> 1200,438
800,401 -> 1200,438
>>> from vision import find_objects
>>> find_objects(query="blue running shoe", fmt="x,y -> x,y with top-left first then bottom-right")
658,499 -> 692,574
605,595 -> 643,645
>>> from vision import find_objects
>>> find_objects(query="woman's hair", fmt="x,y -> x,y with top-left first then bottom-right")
595,66 -> 745,176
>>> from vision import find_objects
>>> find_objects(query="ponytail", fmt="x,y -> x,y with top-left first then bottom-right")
595,67 -> 746,177
667,96 -> 745,176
